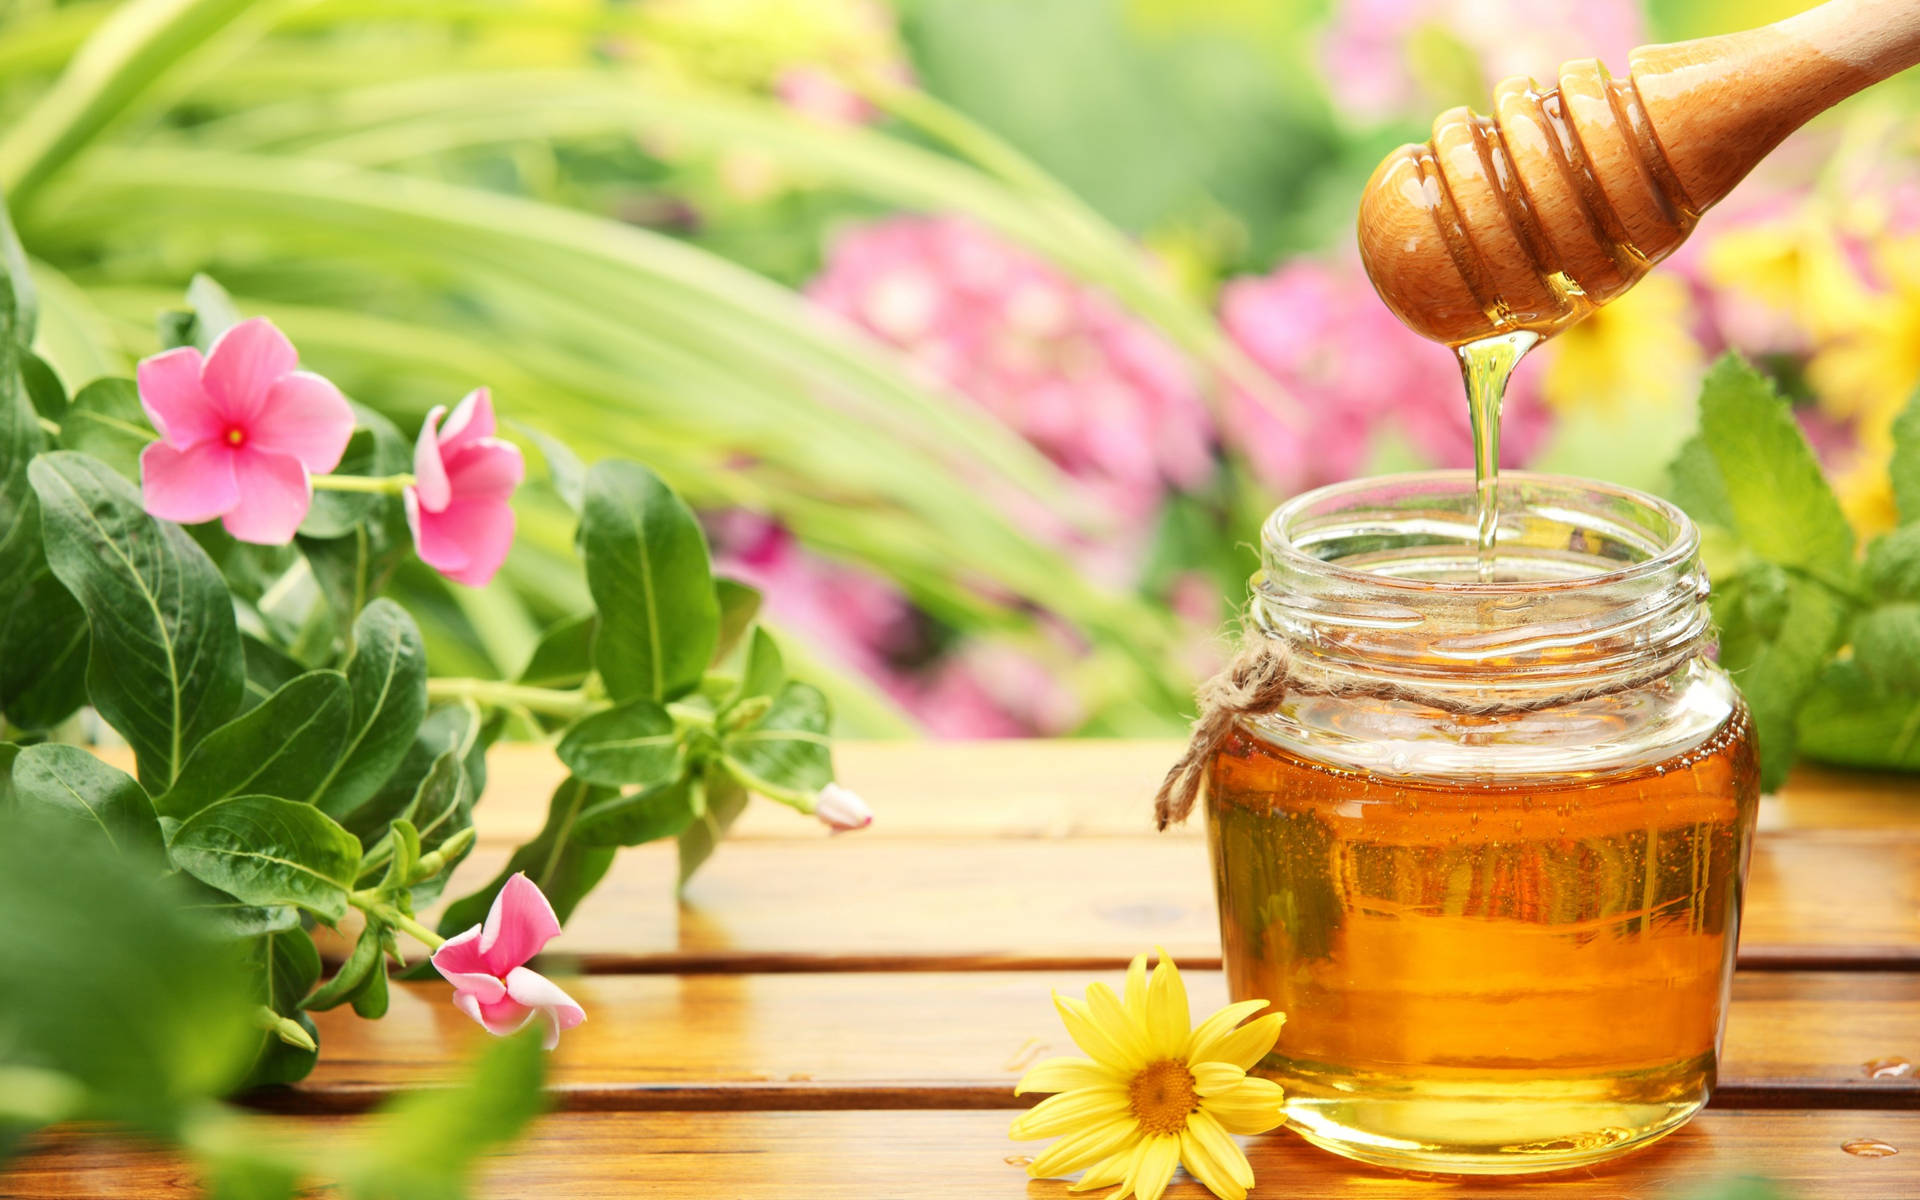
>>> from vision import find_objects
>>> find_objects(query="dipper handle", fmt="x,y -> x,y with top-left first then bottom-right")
1358,0 -> 1920,346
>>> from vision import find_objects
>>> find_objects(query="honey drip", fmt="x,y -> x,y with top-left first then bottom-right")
1205,705 -> 1760,1173
1457,331 -> 1538,580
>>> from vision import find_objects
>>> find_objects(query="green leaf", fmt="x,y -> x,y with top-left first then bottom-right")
341,704 -> 479,842
1866,524 -> 1920,601
1854,603 -> 1920,694
721,681 -> 833,797
439,776 -> 614,933
0,806 -> 257,1132
712,578 -> 762,665
1665,434 -> 1734,531
173,876 -> 298,939
403,751 -> 477,906
729,626 -> 785,710
678,768 -> 749,889
518,612 -> 595,689
351,949 -> 391,1019
240,927 -> 322,1089
170,795 -> 362,922
57,378 -> 152,482
239,633 -> 307,711
1892,388 -> 1920,525
312,599 -> 428,818
0,194 -> 34,344
302,921 -> 384,1013
508,417 -> 585,514
1695,354 -> 1854,572
156,670 -> 352,819
21,354 -> 67,423
579,460 -> 719,704
347,1027 -> 548,1200
1797,660 -> 1920,771
556,699 -> 681,788
575,774 -> 699,847
186,273 -> 242,348
1715,569 -> 1850,791
9,744 -> 163,861
29,451 -> 244,791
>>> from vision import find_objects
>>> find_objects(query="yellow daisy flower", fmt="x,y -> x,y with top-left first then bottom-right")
1009,951 -> 1287,1200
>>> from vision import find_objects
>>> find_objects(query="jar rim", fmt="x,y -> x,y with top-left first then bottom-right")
1261,469 -> 1699,593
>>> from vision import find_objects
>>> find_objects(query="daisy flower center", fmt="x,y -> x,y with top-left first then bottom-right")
1127,1058 -> 1199,1136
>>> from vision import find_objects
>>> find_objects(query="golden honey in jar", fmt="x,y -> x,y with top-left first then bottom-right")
1203,472 -> 1760,1175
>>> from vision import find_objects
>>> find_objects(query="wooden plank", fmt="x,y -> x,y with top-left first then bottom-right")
463,743 -> 1920,843
418,830 -> 1920,971
12,1109 -> 1919,1198
271,971 -> 1920,1112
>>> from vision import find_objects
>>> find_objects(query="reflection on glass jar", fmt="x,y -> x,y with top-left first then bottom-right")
1203,472 -> 1760,1175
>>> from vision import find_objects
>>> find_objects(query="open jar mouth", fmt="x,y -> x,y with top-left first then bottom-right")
1253,471 -> 1712,698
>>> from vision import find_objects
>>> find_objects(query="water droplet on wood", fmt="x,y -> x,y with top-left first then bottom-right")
1865,1057 -> 1913,1080
1842,1138 -> 1899,1158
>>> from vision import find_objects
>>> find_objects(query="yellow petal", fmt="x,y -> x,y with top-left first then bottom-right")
1084,982 -> 1151,1069
1016,1056 -> 1124,1096
1180,1109 -> 1254,1199
1189,1061 -> 1245,1097
1183,999 -> 1271,1063
1066,1148 -> 1135,1193
1123,952 -> 1149,1018
1009,1086 -> 1130,1140
1028,1117 -> 1141,1180
1200,1076 -> 1287,1136
1144,950 -> 1190,1060
1201,1012 -> 1285,1072
1126,1133 -> 1182,1200
1054,993 -> 1141,1073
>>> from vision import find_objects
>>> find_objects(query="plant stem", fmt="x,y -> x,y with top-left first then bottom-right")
351,891 -> 446,950
35,416 -> 59,437
427,676 -> 602,718
311,471 -> 414,494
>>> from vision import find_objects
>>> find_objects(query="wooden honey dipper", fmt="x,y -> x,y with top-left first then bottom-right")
1358,0 -> 1920,346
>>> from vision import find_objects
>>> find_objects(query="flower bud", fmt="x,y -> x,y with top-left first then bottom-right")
813,782 -> 872,834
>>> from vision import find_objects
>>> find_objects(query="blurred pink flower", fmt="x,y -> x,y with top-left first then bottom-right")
1219,258 -> 1552,493
905,642 -> 1083,739
808,216 -> 1215,523
431,872 -> 584,1050
137,318 -> 353,545
1323,0 -> 1644,123
813,782 -> 873,832
405,388 -> 524,587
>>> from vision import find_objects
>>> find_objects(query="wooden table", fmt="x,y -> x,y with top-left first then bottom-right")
9,742 -> 1920,1196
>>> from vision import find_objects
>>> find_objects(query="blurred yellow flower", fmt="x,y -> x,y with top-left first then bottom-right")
1703,209 -> 1874,341
637,0 -> 904,94
1009,951 -> 1286,1200
1807,236 -> 1920,535
1541,273 -> 1702,416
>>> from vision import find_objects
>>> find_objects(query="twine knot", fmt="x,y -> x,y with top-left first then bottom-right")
1153,639 -> 1291,830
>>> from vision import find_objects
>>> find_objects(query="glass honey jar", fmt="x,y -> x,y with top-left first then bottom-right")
1203,471 -> 1760,1175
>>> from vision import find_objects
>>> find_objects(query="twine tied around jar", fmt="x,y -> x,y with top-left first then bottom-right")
1153,638 -> 1290,830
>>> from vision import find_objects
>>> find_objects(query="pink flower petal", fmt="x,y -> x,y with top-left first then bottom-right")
250,371 -> 355,473
136,347 -> 224,448
445,439 -> 525,502
504,966 -> 586,1050
410,496 -> 516,587
140,439 -> 240,524
219,451 -> 312,545
431,927 -> 509,1004
478,872 -> 562,976
201,318 -> 298,420
412,405 -> 452,512
436,388 -> 497,457
454,989 -> 537,1037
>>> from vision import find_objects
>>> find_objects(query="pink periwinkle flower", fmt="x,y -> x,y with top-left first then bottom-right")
137,318 -> 354,544
1219,257 -> 1551,494
430,872 -> 584,1050
404,388 -> 524,587
814,782 -> 873,833
808,216 -> 1214,524
1323,0 -> 1643,123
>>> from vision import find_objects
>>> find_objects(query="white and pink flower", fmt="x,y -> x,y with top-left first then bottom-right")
404,388 -> 524,587
430,873 -> 585,1050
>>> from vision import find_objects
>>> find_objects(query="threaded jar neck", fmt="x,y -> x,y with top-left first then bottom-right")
1253,472 -> 1711,707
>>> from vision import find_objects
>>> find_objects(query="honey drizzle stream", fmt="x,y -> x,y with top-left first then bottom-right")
1457,331 -> 1540,580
